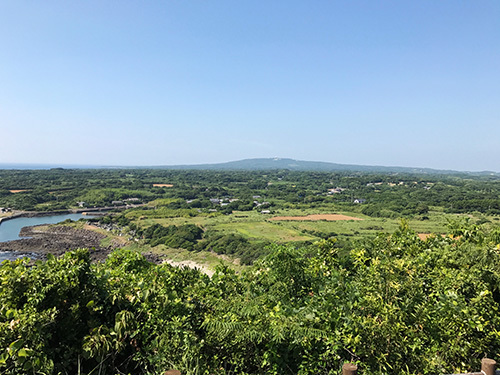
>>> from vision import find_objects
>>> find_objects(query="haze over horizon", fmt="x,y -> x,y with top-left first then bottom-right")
1,1 -> 499,172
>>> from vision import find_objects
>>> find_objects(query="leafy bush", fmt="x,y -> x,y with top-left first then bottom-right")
196,231 -> 269,264
141,223 -> 203,250
2,223 -> 500,374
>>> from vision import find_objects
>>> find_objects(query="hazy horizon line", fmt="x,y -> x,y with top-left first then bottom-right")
0,158 -> 498,174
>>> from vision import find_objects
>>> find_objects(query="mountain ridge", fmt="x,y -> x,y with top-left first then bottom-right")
1,159 -> 497,175
148,158 -> 498,175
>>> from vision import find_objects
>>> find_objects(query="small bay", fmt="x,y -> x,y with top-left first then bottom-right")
0,213 -> 95,243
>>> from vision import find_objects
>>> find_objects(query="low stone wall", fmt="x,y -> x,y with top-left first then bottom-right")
0,213 -> 25,225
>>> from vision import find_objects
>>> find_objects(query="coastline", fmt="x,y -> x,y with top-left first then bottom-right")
0,204 -> 144,226
0,224 -> 116,262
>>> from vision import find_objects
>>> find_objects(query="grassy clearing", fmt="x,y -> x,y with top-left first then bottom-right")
136,211 -> 314,242
113,206 -> 500,268
140,216 -> 213,228
215,221 -> 314,242
269,214 -> 363,221
128,243 -> 245,273
126,207 -> 500,245
81,222 -> 243,272
269,210 -> 495,238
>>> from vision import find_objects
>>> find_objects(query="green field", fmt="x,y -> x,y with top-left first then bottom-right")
130,207 -> 477,240
119,205 -> 498,271
2,168 -> 500,270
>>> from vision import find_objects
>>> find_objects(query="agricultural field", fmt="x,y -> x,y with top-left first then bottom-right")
2,168 -> 500,374
2,168 -> 500,269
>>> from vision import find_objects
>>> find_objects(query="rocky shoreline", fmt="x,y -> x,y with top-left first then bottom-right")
0,224 -> 114,261
0,224 -> 164,264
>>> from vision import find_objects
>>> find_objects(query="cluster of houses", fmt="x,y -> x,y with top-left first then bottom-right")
209,197 -> 240,206
327,187 -> 346,194
366,181 -> 433,190
0,207 -> 12,213
76,197 -> 142,208
252,195 -> 271,210
111,198 -> 141,206
190,196 -> 272,214
326,187 -> 366,204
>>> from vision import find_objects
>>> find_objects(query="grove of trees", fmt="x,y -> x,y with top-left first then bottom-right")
1,221 -> 500,374
1,169 -> 500,216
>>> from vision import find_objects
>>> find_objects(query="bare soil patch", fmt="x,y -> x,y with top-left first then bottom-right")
418,233 -> 447,240
153,184 -> 173,187
9,190 -> 27,193
269,214 -> 362,221
163,259 -> 214,277
418,233 -> 432,240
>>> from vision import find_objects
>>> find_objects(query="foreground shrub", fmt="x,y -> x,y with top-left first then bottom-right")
1,222 -> 500,374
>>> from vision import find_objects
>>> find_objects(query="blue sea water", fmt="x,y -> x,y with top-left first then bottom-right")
0,213 -> 95,242
0,213 -> 96,262
0,163 -> 103,170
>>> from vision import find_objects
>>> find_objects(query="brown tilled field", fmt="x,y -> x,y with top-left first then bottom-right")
269,214 -> 362,221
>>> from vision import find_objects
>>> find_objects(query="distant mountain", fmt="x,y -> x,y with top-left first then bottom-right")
151,158 -> 498,175
2,159 -> 497,175
0,163 -> 105,170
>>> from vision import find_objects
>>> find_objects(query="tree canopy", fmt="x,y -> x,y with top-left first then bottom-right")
1,221 -> 500,374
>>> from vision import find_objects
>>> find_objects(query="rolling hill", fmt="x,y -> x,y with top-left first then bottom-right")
150,158 -> 496,175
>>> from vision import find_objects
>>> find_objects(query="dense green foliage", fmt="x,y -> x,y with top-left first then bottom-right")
137,222 -> 266,264
195,231 -> 269,265
2,221 -> 500,374
1,169 -> 500,217
141,223 -> 203,250
2,168 -> 500,373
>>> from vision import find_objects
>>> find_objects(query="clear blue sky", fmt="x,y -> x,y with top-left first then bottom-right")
1,1 -> 499,171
